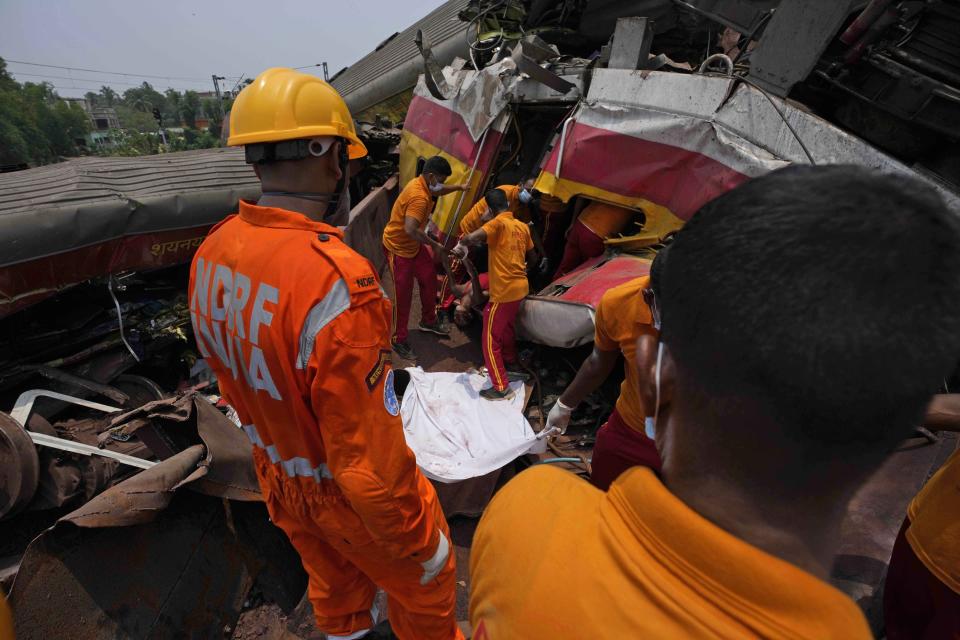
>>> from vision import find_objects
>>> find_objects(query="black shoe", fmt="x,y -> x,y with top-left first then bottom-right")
505,367 -> 530,382
366,619 -> 399,639
418,319 -> 450,336
392,340 -> 416,360
480,386 -> 515,401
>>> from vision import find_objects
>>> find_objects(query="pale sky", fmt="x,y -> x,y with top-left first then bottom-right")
0,0 -> 448,97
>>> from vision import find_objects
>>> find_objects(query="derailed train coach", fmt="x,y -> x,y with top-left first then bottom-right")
399,0 -> 960,348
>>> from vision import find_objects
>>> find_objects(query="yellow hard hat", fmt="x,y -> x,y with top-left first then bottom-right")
228,67 -> 367,159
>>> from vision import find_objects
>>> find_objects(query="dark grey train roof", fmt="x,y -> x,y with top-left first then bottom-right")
329,0 -> 469,99
0,147 -> 259,268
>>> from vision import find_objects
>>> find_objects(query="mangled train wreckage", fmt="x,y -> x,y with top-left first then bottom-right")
1,0 -> 959,636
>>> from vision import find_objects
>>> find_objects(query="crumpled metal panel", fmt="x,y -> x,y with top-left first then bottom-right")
518,254 -> 652,347
344,174 -> 400,275
584,69 -> 960,213
102,393 -> 261,502
9,401 -> 305,638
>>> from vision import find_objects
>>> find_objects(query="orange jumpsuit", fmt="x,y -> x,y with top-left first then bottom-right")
190,201 -> 461,640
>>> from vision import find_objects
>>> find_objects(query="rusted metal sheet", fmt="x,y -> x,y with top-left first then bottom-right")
9,398 -> 305,638
102,394 -> 261,502
0,413 -> 39,520
344,174 -> 400,276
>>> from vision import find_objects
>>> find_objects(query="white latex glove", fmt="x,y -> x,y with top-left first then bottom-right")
542,398 -> 574,437
538,257 -> 549,273
452,242 -> 468,259
419,530 -> 450,585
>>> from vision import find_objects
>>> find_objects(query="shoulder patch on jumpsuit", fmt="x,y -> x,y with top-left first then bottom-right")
296,235 -> 386,369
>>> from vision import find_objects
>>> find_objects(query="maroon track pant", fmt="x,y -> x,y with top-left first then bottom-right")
884,516 -> 960,639
385,246 -> 437,343
482,299 -> 521,392
590,409 -> 663,491
555,220 -> 605,278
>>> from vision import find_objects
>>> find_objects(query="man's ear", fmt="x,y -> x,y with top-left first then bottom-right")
635,333 -> 675,421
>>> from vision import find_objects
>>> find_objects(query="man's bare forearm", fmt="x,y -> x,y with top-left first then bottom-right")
558,348 -> 619,408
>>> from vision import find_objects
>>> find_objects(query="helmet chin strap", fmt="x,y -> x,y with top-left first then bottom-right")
259,138 -> 351,219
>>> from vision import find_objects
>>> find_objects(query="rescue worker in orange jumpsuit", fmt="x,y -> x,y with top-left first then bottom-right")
544,261 -> 664,489
189,68 -> 462,640
382,157 -> 466,361
454,189 -> 537,400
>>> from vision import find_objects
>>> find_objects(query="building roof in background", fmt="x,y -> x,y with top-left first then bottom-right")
330,0 -> 468,100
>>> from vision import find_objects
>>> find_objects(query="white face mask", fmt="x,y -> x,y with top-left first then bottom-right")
644,341 -> 664,439
428,176 -> 445,194
519,188 -> 533,204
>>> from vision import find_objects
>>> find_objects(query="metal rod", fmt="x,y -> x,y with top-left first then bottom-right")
28,432 -> 157,469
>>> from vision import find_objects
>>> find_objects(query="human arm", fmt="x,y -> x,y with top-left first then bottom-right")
434,182 -> 468,196
452,227 -> 489,257
924,393 -> 960,431
308,296 -> 446,574
545,296 -> 621,434
529,223 -> 548,271
403,212 -> 447,257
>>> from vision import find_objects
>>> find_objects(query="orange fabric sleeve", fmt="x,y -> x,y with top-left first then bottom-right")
404,195 -> 432,228
593,295 -> 619,352
307,297 -> 440,561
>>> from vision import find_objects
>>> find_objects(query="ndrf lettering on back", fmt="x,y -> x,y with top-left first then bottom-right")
190,257 -> 283,401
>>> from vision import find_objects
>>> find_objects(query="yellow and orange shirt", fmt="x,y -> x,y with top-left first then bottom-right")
906,443 -> 960,594
594,276 -> 656,431
481,212 -> 533,303
459,184 -> 529,235
578,201 -> 637,239
382,175 -> 436,258
470,466 -> 872,639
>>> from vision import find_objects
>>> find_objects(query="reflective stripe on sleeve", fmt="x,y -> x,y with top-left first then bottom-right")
242,424 -> 333,482
297,278 -> 351,369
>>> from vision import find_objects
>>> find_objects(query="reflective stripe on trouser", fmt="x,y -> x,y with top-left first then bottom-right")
252,450 -> 463,640
384,245 -> 437,343
482,299 -> 522,392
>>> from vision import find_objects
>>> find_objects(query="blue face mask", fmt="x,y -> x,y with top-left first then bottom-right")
519,188 -> 533,204
645,341 -> 664,439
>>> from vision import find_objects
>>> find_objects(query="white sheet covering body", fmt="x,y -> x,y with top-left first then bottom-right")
400,367 -> 538,482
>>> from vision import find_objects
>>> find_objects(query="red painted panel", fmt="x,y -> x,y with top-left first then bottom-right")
0,225 -> 215,317
544,254 -> 651,308
403,95 -> 504,168
543,122 -> 750,219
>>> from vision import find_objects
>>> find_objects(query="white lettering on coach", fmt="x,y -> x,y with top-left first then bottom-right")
191,260 -> 283,401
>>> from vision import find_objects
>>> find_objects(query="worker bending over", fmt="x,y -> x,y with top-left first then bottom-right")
554,200 -> 638,277
454,189 -> 536,400
190,69 -> 461,640
885,392 -> 960,638
470,165 -> 960,638
382,156 -> 466,360
545,254 -> 665,489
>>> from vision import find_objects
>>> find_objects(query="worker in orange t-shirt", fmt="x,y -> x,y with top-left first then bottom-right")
382,156 -> 466,360
554,200 -> 639,277
471,165 -> 960,638
544,265 -> 663,490
190,68 -> 462,640
884,392 -> 960,639
454,188 -> 537,400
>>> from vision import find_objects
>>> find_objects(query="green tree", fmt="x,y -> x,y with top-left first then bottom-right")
0,58 -> 90,166
84,91 -> 99,106
181,90 -> 200,128
163,88 -> 182,127
99,85 -> 118,106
